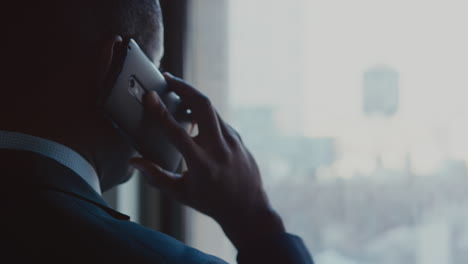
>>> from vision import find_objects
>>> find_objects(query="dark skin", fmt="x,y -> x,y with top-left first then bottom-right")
3,26 -> 285,249
0,35 -> 138,191
131,75 -> 286,250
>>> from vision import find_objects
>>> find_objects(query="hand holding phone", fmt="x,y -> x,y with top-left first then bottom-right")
130,74 -> 286,251
100,39 -> 190,172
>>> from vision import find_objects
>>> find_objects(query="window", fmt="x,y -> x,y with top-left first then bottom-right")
185,0 -> 468,263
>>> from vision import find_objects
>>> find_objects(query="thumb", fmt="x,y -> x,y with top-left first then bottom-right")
130,158 -> 183,196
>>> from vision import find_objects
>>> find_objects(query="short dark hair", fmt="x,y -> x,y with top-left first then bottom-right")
70,0 -> 163,58
1,0 -> 163,112
6,0 -> 162,78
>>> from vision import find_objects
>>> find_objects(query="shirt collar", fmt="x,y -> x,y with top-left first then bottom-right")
0,130 -> 101,194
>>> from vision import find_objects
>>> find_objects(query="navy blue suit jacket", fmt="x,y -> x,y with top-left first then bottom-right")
0,149 -> 313,263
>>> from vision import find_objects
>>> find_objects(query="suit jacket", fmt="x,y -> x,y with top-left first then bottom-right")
0,149 -> 313,263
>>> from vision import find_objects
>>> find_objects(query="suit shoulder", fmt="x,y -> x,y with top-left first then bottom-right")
3,189 -> 227,264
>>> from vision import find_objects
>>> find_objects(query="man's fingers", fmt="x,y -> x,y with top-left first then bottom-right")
163,73 -> 224,141
163,72 -> 204,101
130,158 -> 183,197
216,111 -> 243,146
144,91 -> 199,159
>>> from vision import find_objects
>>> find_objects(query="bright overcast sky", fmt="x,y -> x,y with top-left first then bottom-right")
229,0 -> 468,176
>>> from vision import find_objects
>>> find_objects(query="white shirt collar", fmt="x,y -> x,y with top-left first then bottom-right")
0,130 -> 101,194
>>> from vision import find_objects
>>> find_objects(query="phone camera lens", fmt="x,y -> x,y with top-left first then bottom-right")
129,78 -> 136,88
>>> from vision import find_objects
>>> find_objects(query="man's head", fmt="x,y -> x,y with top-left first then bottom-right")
3,0 -> 164,191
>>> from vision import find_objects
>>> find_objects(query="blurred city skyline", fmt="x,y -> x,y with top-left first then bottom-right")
229,0 -> 468,178
226,0 -> 468,263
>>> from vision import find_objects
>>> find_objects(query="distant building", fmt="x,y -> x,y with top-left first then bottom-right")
234,106 -> 336,181
363,65 -> 399,117
185,0 -> 229,115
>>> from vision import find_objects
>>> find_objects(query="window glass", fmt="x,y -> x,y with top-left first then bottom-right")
189,1 -> 468,263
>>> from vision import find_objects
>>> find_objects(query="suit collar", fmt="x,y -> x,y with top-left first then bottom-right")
0,130 -> 101,194
0,149 -> 130,221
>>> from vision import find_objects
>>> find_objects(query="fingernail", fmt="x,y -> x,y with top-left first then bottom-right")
129,159 -> 142,168
163,72 -> 173,77
131,163 -> 145,173
128,160 -> 138,167
147,91 -> 160,106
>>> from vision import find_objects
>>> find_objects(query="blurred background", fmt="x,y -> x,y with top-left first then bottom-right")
106,0 -> 468,263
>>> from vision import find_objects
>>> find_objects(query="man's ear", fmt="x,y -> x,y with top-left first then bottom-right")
95,35 -> 124,86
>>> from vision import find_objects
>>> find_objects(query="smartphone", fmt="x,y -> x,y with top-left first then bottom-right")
99,38 -> 190,172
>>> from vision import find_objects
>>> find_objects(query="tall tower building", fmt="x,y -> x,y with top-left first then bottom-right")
363,65 -> 399,117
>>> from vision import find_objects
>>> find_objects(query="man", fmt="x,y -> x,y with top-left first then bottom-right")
1,1 -> 314,263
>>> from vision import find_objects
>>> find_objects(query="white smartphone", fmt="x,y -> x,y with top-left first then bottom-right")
99,38 -> 190,172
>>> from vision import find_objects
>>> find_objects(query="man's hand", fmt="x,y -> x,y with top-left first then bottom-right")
129,73 -> 285,250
